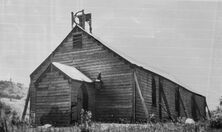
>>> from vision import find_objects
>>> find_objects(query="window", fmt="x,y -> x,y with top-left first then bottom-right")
175,88 -> 180,116
191,94 -> 197,120
73,33 -> 82,48
152,77 -> 156,106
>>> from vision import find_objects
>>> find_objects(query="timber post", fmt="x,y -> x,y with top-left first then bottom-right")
206,100 -> 211,118
22,83 -> 31,120
178,88 -> 188,118
133,71 -> 150,120
159,79 -> 173,121
131,70 -> 136,123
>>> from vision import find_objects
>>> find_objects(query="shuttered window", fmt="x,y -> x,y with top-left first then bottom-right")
73,33 -> 82,48
175,88 -> 180,116
191,95 -> 198,120
152,77 -> 157,106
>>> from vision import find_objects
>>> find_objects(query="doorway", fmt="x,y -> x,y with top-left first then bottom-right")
71,83 -> 89,123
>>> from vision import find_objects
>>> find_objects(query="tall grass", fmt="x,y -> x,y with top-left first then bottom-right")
0,122 -> 212,132
1,104 -> 221,132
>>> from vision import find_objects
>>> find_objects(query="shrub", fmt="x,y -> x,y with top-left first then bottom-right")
210,114 -> 222,129
79,109 -> 92,131
0,101 -> 12,116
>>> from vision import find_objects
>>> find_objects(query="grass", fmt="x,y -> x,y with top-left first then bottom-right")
1,122 -> 219,132
1,100 -> 222,132
0,98 -> 25,116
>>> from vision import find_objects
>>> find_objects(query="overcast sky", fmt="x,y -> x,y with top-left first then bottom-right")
0,0 -> 221,110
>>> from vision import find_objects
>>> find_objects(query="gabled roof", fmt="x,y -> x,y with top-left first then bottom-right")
52,62 -> 93,83
75,26 -> 189,87
31,25 -> 204,97
76,25 -> 205,98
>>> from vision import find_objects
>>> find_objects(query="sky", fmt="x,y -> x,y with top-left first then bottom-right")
0,0 -> 221,110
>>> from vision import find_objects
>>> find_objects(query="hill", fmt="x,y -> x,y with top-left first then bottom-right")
0,80 -> 28,99
0,80 -> 28,117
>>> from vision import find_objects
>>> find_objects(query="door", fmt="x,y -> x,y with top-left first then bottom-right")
76,86 -> 83,122
71,83 -> 89,123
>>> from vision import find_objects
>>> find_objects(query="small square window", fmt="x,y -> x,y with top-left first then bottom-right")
73,33 -> 82,48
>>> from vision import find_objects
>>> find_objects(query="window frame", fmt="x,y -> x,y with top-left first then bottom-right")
72,33 -> 83,48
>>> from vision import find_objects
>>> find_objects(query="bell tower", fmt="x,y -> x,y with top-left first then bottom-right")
71,10 -> 92,33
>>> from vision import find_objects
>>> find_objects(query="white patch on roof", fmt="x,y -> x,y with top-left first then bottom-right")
76,25 -> 192,90
52,62 -> 92,83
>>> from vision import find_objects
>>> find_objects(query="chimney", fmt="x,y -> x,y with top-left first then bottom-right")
71,10 -> 92,33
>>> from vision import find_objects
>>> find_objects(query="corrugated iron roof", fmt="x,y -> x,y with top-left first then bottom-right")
52,62 -> 93,83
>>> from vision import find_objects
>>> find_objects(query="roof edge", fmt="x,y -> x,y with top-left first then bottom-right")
30,25 -> 205,98
34,62 -> 93,84
30,26 -> 79,78
75,25 -> 206,98
52,62 -> 93,83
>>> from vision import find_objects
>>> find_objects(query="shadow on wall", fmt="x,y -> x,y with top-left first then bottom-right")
40,106 -> 69,126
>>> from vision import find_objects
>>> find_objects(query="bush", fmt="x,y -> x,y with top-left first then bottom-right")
0,101 -> 12,116
79,109 -> 92,131
210,114 -> 222,128
0,100 -> 30,131
210,106 -> 222,129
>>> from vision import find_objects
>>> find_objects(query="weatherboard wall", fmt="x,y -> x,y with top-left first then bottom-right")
134,68 -> 152,121
134,67 -> 206,121
161,79 -> 177,120
30,26 -> 206,124
194,94 -> 206,119
30,26 -> 133,123
34,67 -> 71,125
179,87 -> 194,118
179,87 -> 206,120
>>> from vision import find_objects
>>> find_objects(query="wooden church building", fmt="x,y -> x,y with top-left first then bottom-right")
23,11 -> 208,126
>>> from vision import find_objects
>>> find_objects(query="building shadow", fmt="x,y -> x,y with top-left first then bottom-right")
40,106 -> 69,127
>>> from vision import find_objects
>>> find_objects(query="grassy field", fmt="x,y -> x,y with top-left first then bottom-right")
2,122 -> 222,132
